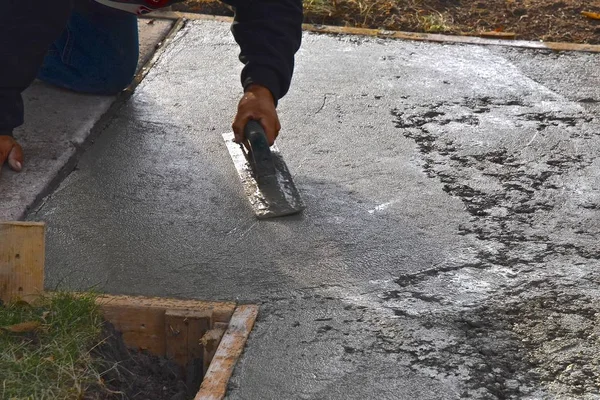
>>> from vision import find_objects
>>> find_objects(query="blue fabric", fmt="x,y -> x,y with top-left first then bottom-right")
37,3 -> 139,95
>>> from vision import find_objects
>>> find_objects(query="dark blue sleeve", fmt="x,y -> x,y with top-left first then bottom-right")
223,0 -> 303,104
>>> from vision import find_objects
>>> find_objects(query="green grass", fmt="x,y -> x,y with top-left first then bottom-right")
0,292 -> 104,400
418,12 -> 453,33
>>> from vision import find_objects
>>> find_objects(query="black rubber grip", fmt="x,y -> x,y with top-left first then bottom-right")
244,120 -> 276,177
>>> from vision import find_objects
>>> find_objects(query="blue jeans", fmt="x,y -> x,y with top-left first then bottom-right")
39,1 -> 139,95
0,0 -> 139,133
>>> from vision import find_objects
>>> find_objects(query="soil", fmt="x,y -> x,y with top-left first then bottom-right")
85,322 -> 191,400
170,0 -> 600,44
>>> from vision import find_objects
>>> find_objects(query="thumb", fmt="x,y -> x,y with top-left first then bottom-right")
8,142 -> 23,172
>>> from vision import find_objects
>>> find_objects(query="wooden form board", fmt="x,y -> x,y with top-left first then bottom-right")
97,294 -> 236,357
195,305 -> 259,400
0,222 -> 45,303
99,297 -> 258,400
165,309 -> 212,367
166,309 -> 213,395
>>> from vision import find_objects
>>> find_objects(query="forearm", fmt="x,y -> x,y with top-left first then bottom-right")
224,0 -> 303,104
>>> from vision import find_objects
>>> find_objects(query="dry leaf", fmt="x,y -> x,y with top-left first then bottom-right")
582,11 -> 600,20
1,321 -> 41,333
41,311 -> 51,322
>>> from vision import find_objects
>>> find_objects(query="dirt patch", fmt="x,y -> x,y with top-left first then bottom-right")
86,322 -> 190,400
169,0 -> 600,44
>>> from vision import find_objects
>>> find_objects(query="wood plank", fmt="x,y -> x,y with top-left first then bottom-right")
195,305 -> 259,400
99,299 -> 219,358
186,310 -> 213,360
165,310 -> 192,368
96,294 -> 236,322
479,31 -> 517,40
100,304 -> 167,355
184,310 -> 213,396
165,309 -> 212,367
0,222 -> 45,303
150,11 -> 600,54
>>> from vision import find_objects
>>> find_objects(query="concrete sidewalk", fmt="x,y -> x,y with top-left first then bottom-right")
0,18 -> 175,221
22,19 -> 600,399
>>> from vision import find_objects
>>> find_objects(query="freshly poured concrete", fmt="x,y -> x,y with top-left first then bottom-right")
0,18 -> 173,220
31,21 -> 600,399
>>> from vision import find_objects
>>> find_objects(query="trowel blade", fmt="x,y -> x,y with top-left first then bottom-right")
222,132 -> 305,219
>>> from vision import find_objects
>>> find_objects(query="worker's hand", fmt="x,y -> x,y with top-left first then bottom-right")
232,84 -> 281,146
0,135 -> 23,173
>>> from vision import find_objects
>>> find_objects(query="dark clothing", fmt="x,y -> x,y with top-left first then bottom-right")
0,0 -> 73,135
37,1 -> 140,95
225,0 -> 303,102
0,0 -> 303,134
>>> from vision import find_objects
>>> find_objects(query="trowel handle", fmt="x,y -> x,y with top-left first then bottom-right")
244,120 -> 274,174
244,120 -> 269,151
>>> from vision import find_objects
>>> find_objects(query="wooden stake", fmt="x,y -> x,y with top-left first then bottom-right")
165,309 -> 212,367
164,309 -> 213,396
0,222 -> 45,304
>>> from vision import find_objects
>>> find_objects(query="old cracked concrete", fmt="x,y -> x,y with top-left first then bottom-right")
29,20 -> 600,399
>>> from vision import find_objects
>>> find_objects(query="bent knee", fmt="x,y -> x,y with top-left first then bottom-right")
97,61 -> 138,94
38,52 -> 139,95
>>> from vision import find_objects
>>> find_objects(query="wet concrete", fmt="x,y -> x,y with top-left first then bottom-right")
0,18 -> 173,220
29,20 -> 600,399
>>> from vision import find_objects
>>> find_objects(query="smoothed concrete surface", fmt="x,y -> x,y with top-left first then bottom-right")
31,21 -> 600,399
0,18 -> 173,220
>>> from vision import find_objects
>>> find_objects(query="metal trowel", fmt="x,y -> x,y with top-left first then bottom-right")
222,120 -> 305,219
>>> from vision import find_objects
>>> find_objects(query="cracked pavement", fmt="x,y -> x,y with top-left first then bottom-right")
27,20 -> 600,399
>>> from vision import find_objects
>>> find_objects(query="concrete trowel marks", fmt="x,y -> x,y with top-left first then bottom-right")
28,20 -> 600,399
386,89 -> 600,395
